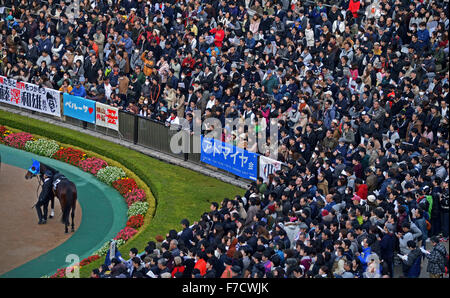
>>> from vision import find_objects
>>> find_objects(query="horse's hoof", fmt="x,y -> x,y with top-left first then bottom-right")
71,229 -> 75,233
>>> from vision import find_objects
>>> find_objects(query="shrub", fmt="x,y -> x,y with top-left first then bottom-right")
25,138 -> 60,157
96,166 -> 126,185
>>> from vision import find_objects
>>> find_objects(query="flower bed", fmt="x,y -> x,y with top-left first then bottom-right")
124,188 -> 147,207
78,157 -> 108,175
25,138 -> 60,157
126,214 -> 145,229
53,147 -> 86,166
94,239 -> 125,257
112,178 -> 138,195
96,166 -> 126,186
127,201 -> 149,218
3,132 -> 34,149
50,268 -> 70,278
79,255 -> 100,267
0,125 -> 11,143
114,227 -> 138,241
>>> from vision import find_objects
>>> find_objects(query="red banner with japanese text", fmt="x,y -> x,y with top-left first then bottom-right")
95,102 -> 119,131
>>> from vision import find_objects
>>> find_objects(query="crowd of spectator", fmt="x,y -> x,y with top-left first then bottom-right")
1,0 -> 449,278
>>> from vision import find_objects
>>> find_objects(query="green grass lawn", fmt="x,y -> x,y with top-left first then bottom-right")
0,110 -> 244,277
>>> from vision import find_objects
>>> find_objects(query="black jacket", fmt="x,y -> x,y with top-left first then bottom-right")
84,59 -> 102,83
38,177 -> 53,203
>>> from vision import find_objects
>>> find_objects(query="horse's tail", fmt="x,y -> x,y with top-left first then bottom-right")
61,186 -> 73,225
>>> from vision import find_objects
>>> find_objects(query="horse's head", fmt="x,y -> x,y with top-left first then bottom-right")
25,159 -> 40,180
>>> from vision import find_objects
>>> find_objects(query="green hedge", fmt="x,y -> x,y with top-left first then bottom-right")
0,110 -> 244,277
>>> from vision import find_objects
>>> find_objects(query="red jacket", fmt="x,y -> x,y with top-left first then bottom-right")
171,265 -> 185,277
194,258 -> 207,276
221,265 -> 233,278
356,184 -> 368,200
210,28 -> 225,48
181,57 -> 196,76
182,57 -> 196,69
348,0 -> 361,18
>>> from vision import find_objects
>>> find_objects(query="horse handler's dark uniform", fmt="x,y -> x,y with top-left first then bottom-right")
36,176 -> 53,224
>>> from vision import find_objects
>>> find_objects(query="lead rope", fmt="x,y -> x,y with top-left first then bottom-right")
31,175 -> 42,209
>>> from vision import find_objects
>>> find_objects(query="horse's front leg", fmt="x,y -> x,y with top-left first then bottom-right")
49,196 -> 55,218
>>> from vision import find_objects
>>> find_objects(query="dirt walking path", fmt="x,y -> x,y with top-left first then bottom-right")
0,163 -> 81,276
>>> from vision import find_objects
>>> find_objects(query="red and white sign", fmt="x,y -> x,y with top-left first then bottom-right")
0,76 -> 61,117
95,102 -> 119,131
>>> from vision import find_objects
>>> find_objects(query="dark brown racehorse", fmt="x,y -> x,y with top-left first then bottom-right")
25,160 -> 77,233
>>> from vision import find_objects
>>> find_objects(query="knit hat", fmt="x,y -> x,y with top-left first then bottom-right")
352,195 -> 361,202
321,209 -> 329,217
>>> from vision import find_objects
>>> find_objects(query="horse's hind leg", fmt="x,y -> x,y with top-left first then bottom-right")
71,206 -> 75,232
71,188 -> 77,232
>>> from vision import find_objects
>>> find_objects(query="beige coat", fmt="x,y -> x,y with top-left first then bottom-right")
164,87 -> 177,109
176,94 -> 186,118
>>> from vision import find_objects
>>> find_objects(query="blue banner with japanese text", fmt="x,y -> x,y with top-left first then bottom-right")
63,93 -> 96,124
200,136 -> 257,181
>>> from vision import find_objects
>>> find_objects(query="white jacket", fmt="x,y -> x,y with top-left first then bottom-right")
305,28 -> 315,48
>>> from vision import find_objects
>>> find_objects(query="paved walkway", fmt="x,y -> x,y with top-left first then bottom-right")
0,163 -> 81,276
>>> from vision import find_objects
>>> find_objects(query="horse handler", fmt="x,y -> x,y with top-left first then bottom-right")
35,170 -> 54,225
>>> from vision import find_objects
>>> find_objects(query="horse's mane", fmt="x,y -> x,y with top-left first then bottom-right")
39,162 -> 59,175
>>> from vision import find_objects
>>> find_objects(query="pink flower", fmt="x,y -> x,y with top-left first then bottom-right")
124,188 -> 147,207
114,227 -> 138,241
78,157 -> 108,175
4,132 -> 33,149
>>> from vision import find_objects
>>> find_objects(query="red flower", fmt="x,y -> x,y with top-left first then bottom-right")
112,178 -> 138,195
114,227 -> 138,241
126,215 -> 145,229
52,147 -> 86,166
79,254 -> 100,266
